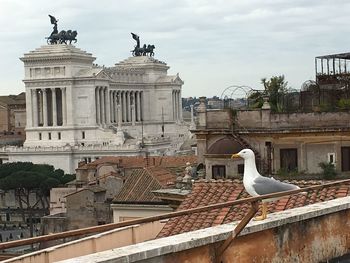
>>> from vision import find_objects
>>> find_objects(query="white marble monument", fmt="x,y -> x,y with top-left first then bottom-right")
5,44 -> 188,173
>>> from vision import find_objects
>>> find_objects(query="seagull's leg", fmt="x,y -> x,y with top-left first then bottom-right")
254,202 -> 268,221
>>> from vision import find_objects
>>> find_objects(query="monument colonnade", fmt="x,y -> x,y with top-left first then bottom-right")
26,86 -> 182,129
27,87 -> 67,128
172,89 -> 182,122
95,87 -> 144,127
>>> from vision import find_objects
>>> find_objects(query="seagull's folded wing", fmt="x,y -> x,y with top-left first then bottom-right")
252,176 -> 299,195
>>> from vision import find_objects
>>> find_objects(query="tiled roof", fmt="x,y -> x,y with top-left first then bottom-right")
64,185 -> 105,197
112,167 -> 177,203
79,155 -> 197,170
157,179 -> 350,238
0,93 -> 26,106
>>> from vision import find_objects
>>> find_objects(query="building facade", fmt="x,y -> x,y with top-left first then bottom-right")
193,97 -> 350,178
2,44 -> 188,173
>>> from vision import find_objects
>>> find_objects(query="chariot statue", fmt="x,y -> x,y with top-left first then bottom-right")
46,15 -> 78,45
131,33 -> 155,57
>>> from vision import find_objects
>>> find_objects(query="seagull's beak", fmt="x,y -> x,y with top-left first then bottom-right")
231,153 -> 241,159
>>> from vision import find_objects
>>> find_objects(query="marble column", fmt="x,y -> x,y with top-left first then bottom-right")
122,91 -> 127,122
51,88 -> 57,126
177,90 -> 181,121
178,90 -> 182,121
135,91 -> 139,121
95,87 -> 100,125
131,105 -> 135,126
25,89 -> 32,128
101,88 -> 105,125
111,91 -> 115,123
134,91 -> 137,122
174,90 -> 177,121
127,91 -> 131,122
96,87 -> 100,125
32,89 -> 38,127
105,87 -> 110,126
42,88 -> 48,126
65,87 -> 74,126
139,91 -> 143,121
62,87 -> 67,126
117,92 -> 122,128
131,91 -> 135,125
172,91 -> 175,120
114,91 -> 118,123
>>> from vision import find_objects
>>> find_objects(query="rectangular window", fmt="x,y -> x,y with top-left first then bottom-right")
212,165 -> 226,179
327,153 -> 336,164
341,147 -> 350,172
82,131 -> 85,139
280,148 -> 298,172
58,132 -> 61,140
48,132 -> 51,140
39,133 -> 42,140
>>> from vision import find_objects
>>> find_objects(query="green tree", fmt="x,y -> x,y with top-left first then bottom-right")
261,75 -> 288,112
249,75 -> 288,112
0,162 -> 76,237
319,162 -> 337,180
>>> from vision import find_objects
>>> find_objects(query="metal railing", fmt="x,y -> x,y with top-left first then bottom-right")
1,179 -> 350,261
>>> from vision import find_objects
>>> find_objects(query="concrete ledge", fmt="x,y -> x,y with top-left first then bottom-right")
57,196 -> 350,263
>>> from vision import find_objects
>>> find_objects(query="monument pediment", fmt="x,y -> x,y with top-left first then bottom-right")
95,69 -> 113,80
74,68 -> 112,80
157,74 -> 184,85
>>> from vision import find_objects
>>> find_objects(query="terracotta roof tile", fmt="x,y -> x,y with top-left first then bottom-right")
157,179 -> 350,238
112,166 -> 178,203
79,155 -> 197,170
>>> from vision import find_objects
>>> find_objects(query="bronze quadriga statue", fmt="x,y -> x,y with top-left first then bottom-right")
131,32 -> 155,57
46,15 -> 78,45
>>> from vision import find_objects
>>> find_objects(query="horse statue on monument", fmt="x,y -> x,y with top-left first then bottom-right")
131,33 -> 155,57
46,15 -> 78,45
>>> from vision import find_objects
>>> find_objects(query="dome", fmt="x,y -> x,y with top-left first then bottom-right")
207,137 -> 243,155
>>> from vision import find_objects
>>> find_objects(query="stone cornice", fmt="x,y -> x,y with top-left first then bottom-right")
20,45 -> 96,65
23,76 -> 111,87
21,57 -> 95,67
24,79 -> 74,87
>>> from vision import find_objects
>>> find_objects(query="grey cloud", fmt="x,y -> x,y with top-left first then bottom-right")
1,0 -> 350,97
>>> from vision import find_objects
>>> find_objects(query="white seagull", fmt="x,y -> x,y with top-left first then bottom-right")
231,149 -> 300,220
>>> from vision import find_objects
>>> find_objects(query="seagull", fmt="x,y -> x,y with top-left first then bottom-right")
231,149 -> 300,220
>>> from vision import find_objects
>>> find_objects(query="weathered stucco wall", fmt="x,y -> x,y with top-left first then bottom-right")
205,157 -> 241,178
3,221 -> 164,263
222,210 -> 350,262
57,197 -> 350,263
206,109 -> 232,129
236,110 -> 350,129
112,204 -> 173,223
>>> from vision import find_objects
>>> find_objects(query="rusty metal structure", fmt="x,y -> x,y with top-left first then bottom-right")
300,52 -> 350,112
315,52 -> 350,87
221,52 -> 350,113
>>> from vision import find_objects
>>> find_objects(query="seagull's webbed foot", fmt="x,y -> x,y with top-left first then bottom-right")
253,214 -> 267,221
253,202 -> 268,221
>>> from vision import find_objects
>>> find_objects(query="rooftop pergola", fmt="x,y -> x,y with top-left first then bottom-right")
315,52 -> 350,76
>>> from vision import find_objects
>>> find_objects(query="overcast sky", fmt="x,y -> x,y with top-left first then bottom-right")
1,0 -> 350,98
